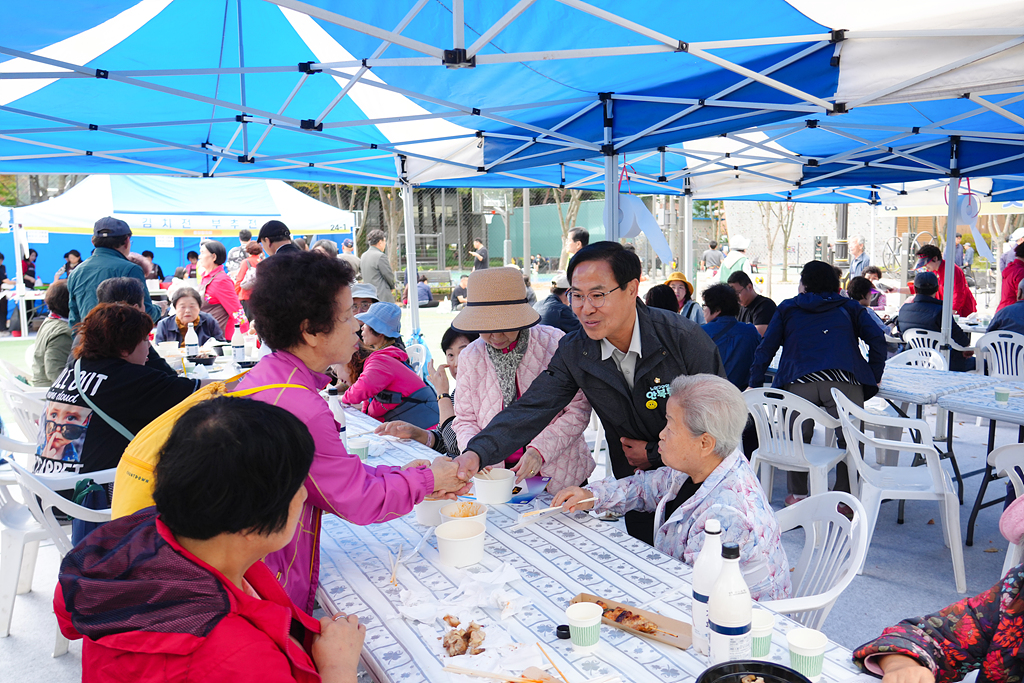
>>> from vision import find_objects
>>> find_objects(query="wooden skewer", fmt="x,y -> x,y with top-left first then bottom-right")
523,497 -> 595,518
536,643 -> 570,683
656,627 -> 678,638
475,470 -> 493,480
347,427 -> 377,438
441,665 -> 544,683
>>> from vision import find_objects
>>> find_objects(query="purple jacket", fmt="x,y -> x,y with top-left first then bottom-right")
237,350 -> 434,613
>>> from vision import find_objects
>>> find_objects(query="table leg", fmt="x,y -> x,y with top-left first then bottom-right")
966,419 -> 1001,547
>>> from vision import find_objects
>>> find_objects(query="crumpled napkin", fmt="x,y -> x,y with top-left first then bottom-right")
396,563 -> 530,623
416,616 -> 545,683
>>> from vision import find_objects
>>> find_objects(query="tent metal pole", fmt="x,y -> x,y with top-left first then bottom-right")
604,155 -> 619,242
870,201 -> 878,265
12,220 -> 27,338
453,0 -> 464,49
401,181 -> 420,337
683,194 -> 694,281
523,189 -> 531,272
940,170 -> 960,369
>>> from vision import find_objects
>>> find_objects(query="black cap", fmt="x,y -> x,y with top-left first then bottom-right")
93,216 -> 131,237
721,542 -> 739,560
556,625 -> 571,639
913,270 -> 939,295
258,219 -> 290,242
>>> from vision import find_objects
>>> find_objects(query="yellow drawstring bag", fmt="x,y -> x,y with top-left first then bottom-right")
111,373 -> 307,518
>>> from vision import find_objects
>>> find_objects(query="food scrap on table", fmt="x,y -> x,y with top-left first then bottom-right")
442,620 -> 487,656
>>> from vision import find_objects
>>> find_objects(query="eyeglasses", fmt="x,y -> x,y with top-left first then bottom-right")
353,301 -> 373,313
567,286 -> 621,309
45,420 -> 87,441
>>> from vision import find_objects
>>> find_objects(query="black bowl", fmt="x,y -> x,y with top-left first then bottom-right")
186,355 -> 216,366
236,359 -> 258,369
697,661 -> 811,683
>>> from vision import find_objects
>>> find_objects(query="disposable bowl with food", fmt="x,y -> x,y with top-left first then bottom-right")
472,469 -> 515,504
414,498 -> 451,526
435,519 -> 486,567
439,501 -> 488,525
696,660 -> 811,683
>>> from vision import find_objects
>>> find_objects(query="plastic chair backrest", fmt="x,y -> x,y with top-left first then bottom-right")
6,460 -> 111,558
770,491 -> 869,629
990,444 -> 1024,574
406,343 -> 427,377
744,389 -> 839,467
2,390 -> 43,442
0,360 -> 32,386
902,328 -> 943,351
975,331 -> 1024,380
886,348 -> 948,370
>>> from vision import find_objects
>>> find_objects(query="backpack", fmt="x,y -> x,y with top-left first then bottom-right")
239,259 -> 258,291
110,373 -> 308,519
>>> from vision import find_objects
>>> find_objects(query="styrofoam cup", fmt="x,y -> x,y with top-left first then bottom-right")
439,501 -> 488,525
473,469 -> 515,504
348,438 -> 369,461
751,609 -> 775,657
995,386 -> 1011,404
435,520 -> 486,567
787,627 -> 828,681
414,499 -> 450,526
565,602 -> 603,653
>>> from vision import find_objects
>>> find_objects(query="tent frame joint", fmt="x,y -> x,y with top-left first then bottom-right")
94,69 -> 108,79
676,40 -> 688,52
297,61 -> 322,74
238,155 -> 254,164
830,29 -> 846,43
300,119 -> 323,131
601,143 -> 615,155
442,48 -> 476,69
828,102 -> 847,115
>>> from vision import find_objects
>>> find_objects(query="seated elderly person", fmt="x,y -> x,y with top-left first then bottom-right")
153,287 -> 226,347
553,373 -> 790,601
533,272 -> 580,334
897,271 -> 975,372
94,277 -> 176,376
55,397 -> 365,682
700,283 -> 761,390
32,280 -> 73,387
847,276 -> 892,336
989,279 -> 1024,336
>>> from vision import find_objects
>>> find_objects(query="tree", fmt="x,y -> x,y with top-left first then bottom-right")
778,202 -> 797,282
553,188 -> 583,270
757,201 -> 795,297
377,186 -> 403,272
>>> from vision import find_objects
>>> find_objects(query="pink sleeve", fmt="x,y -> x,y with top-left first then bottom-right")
209,272 -> 248,335
341,354 -> 393,405
303,398 -> 433,523
454,344 -> 487,452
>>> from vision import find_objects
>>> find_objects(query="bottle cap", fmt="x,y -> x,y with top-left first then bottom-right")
328,386 -> 339,396
705,519 -> 721,534
556,625 -> 571,639
721,542 -> 739,559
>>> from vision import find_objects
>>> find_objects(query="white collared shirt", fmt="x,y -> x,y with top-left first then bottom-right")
600,311 -> 642,389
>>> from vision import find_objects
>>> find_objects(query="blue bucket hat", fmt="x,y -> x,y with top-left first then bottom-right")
356,301 -> 402,339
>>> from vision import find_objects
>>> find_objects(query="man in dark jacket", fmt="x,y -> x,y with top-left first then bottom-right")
360,229 -> 395,303
533,272 -> 581,334
897,271 -> 975,372
700,283 -> 760,390
455,242 -> 726,543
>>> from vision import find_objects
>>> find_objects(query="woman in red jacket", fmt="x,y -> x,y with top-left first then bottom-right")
55,397 -> 364,683
198,240 -> 248,340
234,240 -> 263,318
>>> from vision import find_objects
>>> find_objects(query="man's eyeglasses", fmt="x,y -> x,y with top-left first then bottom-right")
353,301 -> 373,313
567,286 -> 621,309
45,420 -> 87,441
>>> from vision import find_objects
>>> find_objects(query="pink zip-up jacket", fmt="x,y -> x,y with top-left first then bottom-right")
237,350 -> 434,614
455,325 -> 595,492
341,345 -> 429,422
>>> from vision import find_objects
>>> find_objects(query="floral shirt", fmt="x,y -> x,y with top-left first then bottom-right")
854,565 -> 1024,683
586,451 -> 791,601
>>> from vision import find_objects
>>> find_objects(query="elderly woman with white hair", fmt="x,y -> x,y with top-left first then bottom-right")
553,373 -> 790,601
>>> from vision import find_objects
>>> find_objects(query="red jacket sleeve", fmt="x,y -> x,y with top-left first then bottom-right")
207,271 -> 248,338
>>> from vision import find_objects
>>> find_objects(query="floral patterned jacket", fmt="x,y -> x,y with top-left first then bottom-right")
586,451 -> 791,601
853,565 -> 1024,683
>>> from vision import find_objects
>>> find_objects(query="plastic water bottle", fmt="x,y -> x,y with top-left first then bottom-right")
327,386 -> 347,446
231,323 -> 245,361
708,542 -> 752,664
691,519 -> 723,656
184,323 -> 199,357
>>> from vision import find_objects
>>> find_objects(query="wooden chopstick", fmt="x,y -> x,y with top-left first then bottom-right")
441,665 -> 544,683
536,643 -> 570,683
523,497 -> 595,518
656,627 -> 678,638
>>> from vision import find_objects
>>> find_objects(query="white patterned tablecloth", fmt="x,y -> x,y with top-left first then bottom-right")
937,381 -> 1024,426
875,366 -> 997,406
318,410 -> 861,683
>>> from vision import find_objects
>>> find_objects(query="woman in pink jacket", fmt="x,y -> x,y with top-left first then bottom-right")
236,251 -> 461,614
198,240 -> 248,340
453,268 -> 594,493
341,301 -> 439,429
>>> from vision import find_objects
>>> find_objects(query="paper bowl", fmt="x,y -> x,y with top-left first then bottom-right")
473,469 -> 515,504
156,341 -> 180,356
414,499 -> 450,527
439,501 -> 488,525
435,519 -> 486,567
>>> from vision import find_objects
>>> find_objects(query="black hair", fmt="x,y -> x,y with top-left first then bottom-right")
644,284 -> 679,312
709,240 -> 718,249
95,276 -> 145,307
418,273 -> 428,283
249,251 -> 355,351
1015,242 -> 1024,259
440,326 -> 479,353
567,241 -> 641,289
141,250 -> 154,259
726,271 -> 753,288
367,229 -> 386,247
568,227 -> 590,247
171,287 -> 203,310
847,276 -> 874,302
153,397 -> 315,540
93,234 -> 130,250
174,266 -> 186,279
702,283 -> 740,316
551,284 -> 568,297
832,265 -> 844,286
202,240 -> 227,266
64,249 -> 81,260
239,229 -> 252,241
801,260 -> 841,294
473,237 -> 483,246
916,244 -> 942,262
186,250 -> 199,261
863,265 -> 883,279
28,249 -> 37,258
44,279 -> 70,318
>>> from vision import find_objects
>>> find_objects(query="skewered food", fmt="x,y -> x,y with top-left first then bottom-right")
594,600 -> 659,634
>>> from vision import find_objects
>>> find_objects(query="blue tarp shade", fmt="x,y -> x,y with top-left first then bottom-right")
111,175 -> 280,215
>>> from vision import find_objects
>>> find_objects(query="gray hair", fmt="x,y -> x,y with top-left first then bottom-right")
669,374 -> 748,458
312,239 -> 339,258
850,235 -> 866,246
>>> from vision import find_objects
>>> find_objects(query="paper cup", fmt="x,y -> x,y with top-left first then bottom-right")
348,438 -> 369,461
751,609 -> 775,657
439,501 -> 488,525
156,341 -> 180,357
565,602 -> 603,653
414,499 -> 450,527
787,627 -> 828,681
995,386 -> 1011,404
435,520 -> 486,568
473,469 -> 515,504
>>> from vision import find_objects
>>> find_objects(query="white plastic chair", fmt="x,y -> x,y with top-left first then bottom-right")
405,343 -> 427,377
988,445 -> 1024,577
0,435 -> 47,638
902,328 -> 973,354
759,492 -> 868,629
745,389 -> 855,503
974,330 -> 1024,379
0,360 -> 33,386
831,388 -> 966,593
2,390 -> 44,442
886,348 -> 948,371
7,460 -> 114,657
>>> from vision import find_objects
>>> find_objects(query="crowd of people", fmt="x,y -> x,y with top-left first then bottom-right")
20,212 -> 1023,683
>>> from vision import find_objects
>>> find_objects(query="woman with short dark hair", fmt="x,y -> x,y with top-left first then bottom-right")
54,249 -> 81,281
153,287 -> 225,347
55,397 -> 366,683
198,240 -> 247,340
236,251 -> 463,614
32,280 -> 73,387
644,284 -> 681,313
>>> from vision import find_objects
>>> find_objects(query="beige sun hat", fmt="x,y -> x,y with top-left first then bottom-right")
451,268 -> 540,333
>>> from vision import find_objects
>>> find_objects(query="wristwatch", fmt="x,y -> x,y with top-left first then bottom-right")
437,392 -> 452,401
